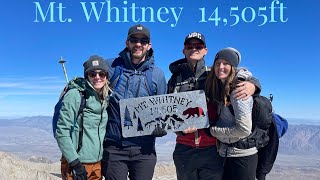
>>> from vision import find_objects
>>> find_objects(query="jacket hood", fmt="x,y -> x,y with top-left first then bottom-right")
67,77 -> 95,94
118,48 -> 155,71
169,58 -> 206,74
68,77 -> 86,91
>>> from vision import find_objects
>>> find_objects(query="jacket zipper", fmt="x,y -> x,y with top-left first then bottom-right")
98,99 -> 104,160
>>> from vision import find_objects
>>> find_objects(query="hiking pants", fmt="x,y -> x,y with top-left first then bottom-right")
222,153 -> 258,180
60,156 -> 102,180
102,145 -> 156,180
173,143 -> 224,180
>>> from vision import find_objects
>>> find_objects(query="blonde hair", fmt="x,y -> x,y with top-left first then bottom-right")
101,81 -> 110,100
204,66 -> 236,105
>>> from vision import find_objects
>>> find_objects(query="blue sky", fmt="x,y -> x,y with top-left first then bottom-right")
0,0 -> 319,120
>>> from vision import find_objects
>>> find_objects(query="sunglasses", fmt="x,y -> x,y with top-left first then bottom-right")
88,71 -> 107,78
184,43 -> 205,50
128,37 -> 149,45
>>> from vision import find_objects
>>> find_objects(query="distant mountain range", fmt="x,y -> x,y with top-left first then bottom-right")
288,118 -> 320,126
0,116 -> 320,159
279,124 -> 320,155
0,116 -> 52,133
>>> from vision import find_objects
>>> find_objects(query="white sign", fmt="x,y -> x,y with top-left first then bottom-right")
119,90 -> 209,137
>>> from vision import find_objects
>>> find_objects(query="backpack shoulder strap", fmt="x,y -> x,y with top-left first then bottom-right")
76,90 -> 87,153
109,58 -> 155,96
144,66 -> 155,96
169,73 -> 183,93
109,57 -> 123,85
109,64 -> 123,91
174,67 -> 208,92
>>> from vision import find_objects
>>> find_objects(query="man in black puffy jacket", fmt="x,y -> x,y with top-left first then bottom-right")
167,32 -> 261,180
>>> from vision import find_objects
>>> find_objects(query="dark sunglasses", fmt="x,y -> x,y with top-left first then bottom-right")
128,37 -> 149,45
185,43 -> 205,50
88,71 -> 107,78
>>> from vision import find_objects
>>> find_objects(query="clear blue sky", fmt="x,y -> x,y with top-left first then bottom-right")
0,0 -> 319,120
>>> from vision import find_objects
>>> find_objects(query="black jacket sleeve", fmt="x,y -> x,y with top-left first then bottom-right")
249,77 -> 261,95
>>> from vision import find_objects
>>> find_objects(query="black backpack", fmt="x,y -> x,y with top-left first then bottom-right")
228,95 -> 273,149
228,94 -> 288,180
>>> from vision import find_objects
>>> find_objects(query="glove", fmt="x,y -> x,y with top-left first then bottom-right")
69,159 -> 88,180
152,125 -> 167,137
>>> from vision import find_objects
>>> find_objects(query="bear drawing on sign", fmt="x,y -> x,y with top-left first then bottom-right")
182,107 -> 205,119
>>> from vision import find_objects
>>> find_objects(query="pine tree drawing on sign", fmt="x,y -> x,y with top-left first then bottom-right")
137,117 -> 144,132
123,106 -> 133,129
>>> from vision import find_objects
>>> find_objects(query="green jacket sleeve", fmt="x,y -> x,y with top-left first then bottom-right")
55,89 -> 81,163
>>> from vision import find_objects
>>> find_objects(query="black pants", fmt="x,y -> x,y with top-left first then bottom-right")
222,153 -> 258,180
102,145 -> 156,180
173,143 -> 223,180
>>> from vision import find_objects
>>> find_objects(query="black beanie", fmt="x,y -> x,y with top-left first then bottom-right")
184,32 -> 206,46
214,48 -> 241,68
83,55 -> 108,77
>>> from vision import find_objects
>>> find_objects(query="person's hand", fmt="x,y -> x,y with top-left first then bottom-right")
69,159 -> 87,180
152,125 -> 167,137
233,81 -> 255,100
182,127 -> 197,134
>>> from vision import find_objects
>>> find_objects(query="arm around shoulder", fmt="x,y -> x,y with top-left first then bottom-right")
248,76 -> 261,95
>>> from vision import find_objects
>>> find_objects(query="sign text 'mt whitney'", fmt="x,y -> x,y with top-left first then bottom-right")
33,1 -> 183,27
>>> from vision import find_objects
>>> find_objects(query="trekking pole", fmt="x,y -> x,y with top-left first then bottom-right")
59,57 -> 69,84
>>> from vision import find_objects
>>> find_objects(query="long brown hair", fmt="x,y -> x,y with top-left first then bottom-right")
204,66 -> 236,105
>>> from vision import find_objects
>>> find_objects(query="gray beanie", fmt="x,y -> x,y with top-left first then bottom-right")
83,55 -> 108,77
214,47 -> 241,68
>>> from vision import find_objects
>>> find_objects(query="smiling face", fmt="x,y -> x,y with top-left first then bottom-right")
126,33 -> 151,64
214,59 -> 232,82
87,70 -> 107,92
183,39 -> 207,63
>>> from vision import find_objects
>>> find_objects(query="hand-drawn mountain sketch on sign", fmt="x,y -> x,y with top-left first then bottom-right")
119,90 -> 209,137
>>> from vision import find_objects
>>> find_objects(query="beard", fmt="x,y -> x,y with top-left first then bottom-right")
129,47 -> 148,60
